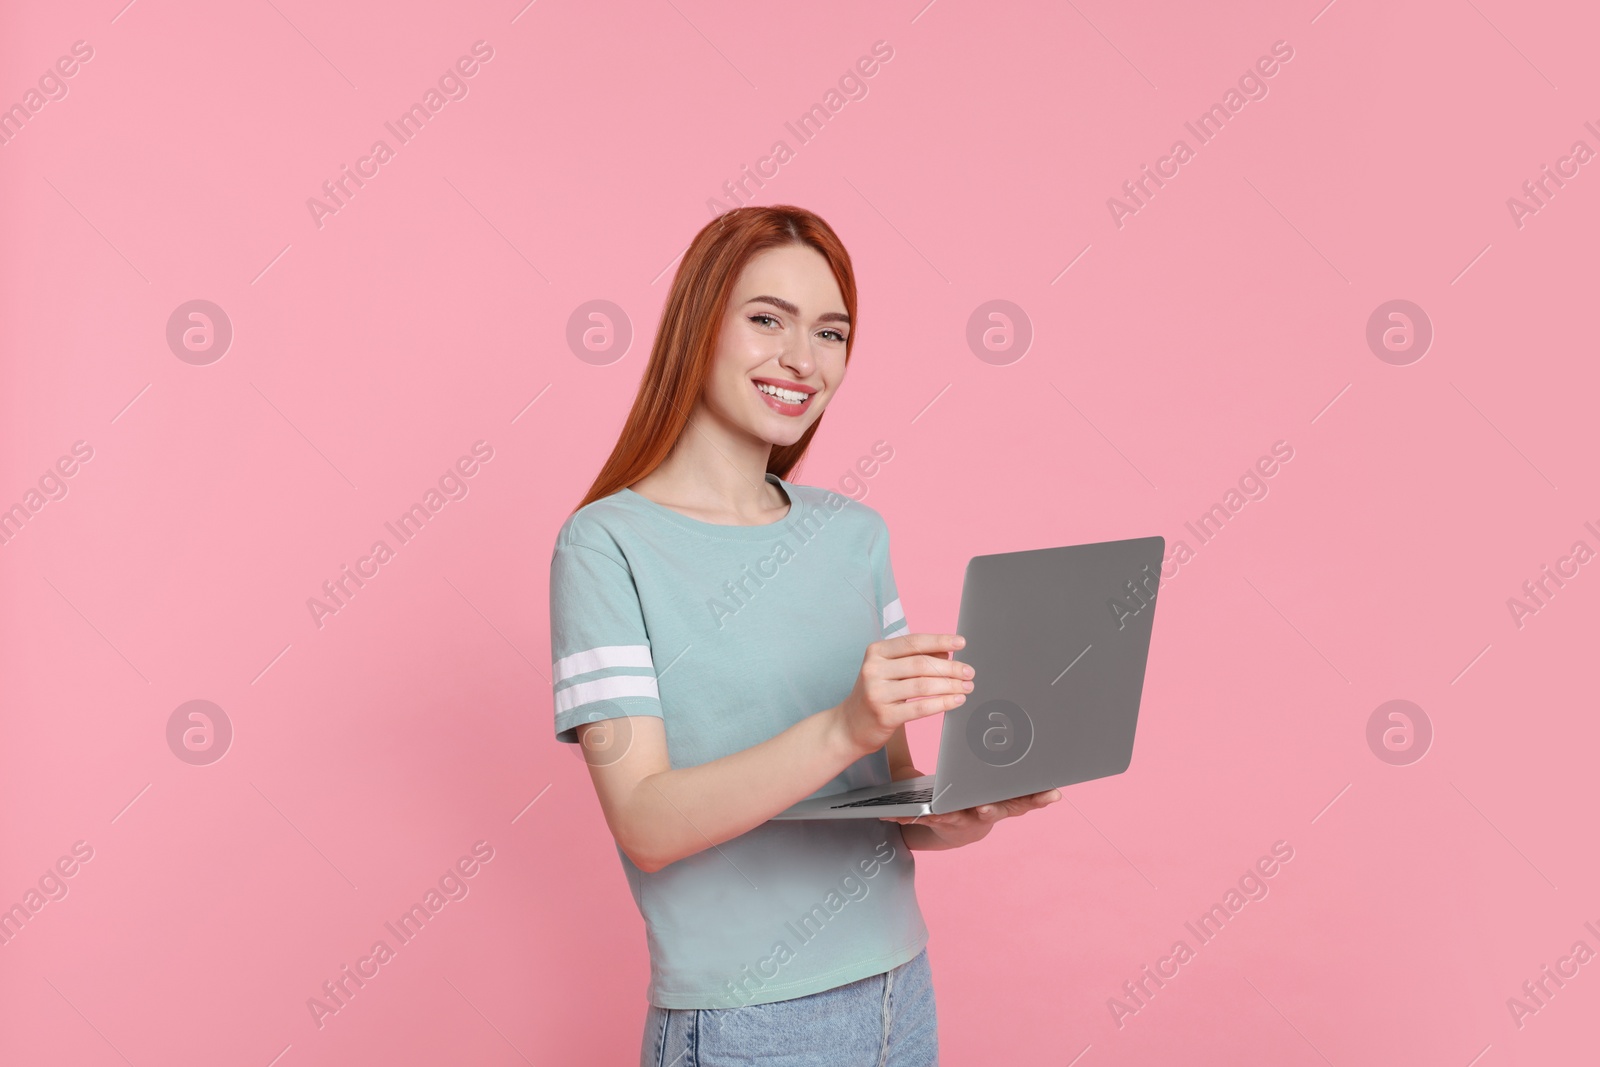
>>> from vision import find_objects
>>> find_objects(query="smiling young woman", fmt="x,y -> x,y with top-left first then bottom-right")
548,205 -> 1058,1066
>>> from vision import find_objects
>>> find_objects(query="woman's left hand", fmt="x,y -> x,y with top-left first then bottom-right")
880,788 -> 1062,849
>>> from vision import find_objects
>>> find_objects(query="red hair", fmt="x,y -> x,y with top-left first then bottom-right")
574,205 -> 858,512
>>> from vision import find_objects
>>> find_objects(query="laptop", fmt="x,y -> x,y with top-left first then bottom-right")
772,536 -> 1164,820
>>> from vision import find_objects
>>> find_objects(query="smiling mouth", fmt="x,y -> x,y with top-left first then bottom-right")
753,380 -> 813,415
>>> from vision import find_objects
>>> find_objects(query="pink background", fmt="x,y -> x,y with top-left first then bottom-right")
3,0 -> 1597,1063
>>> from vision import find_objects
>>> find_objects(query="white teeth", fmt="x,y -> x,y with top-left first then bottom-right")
756,382 -> 809,404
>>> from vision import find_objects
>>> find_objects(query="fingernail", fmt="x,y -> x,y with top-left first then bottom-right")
953,635 -> 966,647
979,806 -> 992,814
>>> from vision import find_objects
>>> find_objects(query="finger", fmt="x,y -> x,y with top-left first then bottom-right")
890,689 -> 969,724
880,652 -> 976,683
885,811 -> 962,828
974,791 -> 1060,821
885,674 -> 973,706
1004,791 -> 1062,817
977,802 -> 1032,822
877,633 -> 965,660
915,812 -> 960,831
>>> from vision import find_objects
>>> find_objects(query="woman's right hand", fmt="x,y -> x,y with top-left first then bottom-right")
834,633 -> 975,758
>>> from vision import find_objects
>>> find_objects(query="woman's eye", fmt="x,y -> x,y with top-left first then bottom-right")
820,328 -> 847,343
750,313 -> 779,328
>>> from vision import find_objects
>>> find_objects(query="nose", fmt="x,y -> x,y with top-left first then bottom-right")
777,334 -> 815,380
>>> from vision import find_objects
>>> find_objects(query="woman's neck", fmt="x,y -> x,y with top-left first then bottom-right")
629,411 -> 787,524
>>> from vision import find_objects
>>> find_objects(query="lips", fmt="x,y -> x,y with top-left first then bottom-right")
751,377 -> 816,417
752,376 -> 817,395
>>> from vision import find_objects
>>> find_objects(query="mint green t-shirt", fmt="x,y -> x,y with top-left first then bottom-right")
548,473 -> 929,1009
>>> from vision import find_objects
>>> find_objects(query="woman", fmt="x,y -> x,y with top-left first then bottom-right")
548,205 -> 1061,1065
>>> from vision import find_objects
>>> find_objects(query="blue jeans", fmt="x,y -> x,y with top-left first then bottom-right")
641,947 -> 938,1066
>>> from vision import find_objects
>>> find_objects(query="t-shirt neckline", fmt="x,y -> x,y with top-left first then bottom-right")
617,473 -> 798,540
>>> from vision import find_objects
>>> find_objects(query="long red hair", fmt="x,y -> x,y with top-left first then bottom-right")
574,205 -> 858,512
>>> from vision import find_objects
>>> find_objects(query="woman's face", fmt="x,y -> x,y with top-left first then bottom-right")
697,243 -> 850,449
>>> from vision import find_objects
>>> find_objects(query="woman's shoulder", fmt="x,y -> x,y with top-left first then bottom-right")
553,492 -> 638,561
780,479 -> 889,538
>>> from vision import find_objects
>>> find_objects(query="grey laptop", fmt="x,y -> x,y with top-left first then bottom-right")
772,536 -> 1164,820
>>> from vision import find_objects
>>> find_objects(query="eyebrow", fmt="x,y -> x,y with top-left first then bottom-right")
743,295 -> 850,326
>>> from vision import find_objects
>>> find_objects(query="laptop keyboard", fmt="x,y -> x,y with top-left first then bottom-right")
830,786 -> 935,809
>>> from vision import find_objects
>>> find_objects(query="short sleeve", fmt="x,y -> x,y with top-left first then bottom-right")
548,539 -> 664,744
869,516 -> 909,640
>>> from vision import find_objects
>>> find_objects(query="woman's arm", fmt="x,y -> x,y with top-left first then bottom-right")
886,723 -> 923,781
578,633 -> 972,873
579,709 -> 857,873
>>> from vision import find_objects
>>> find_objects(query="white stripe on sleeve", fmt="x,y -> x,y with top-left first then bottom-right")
553,644 -> 654,683
881,598 -> 904,628
554,674 -> 660,714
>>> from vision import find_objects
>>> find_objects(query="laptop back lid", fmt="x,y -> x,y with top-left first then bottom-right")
930,536 -> 1165,814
